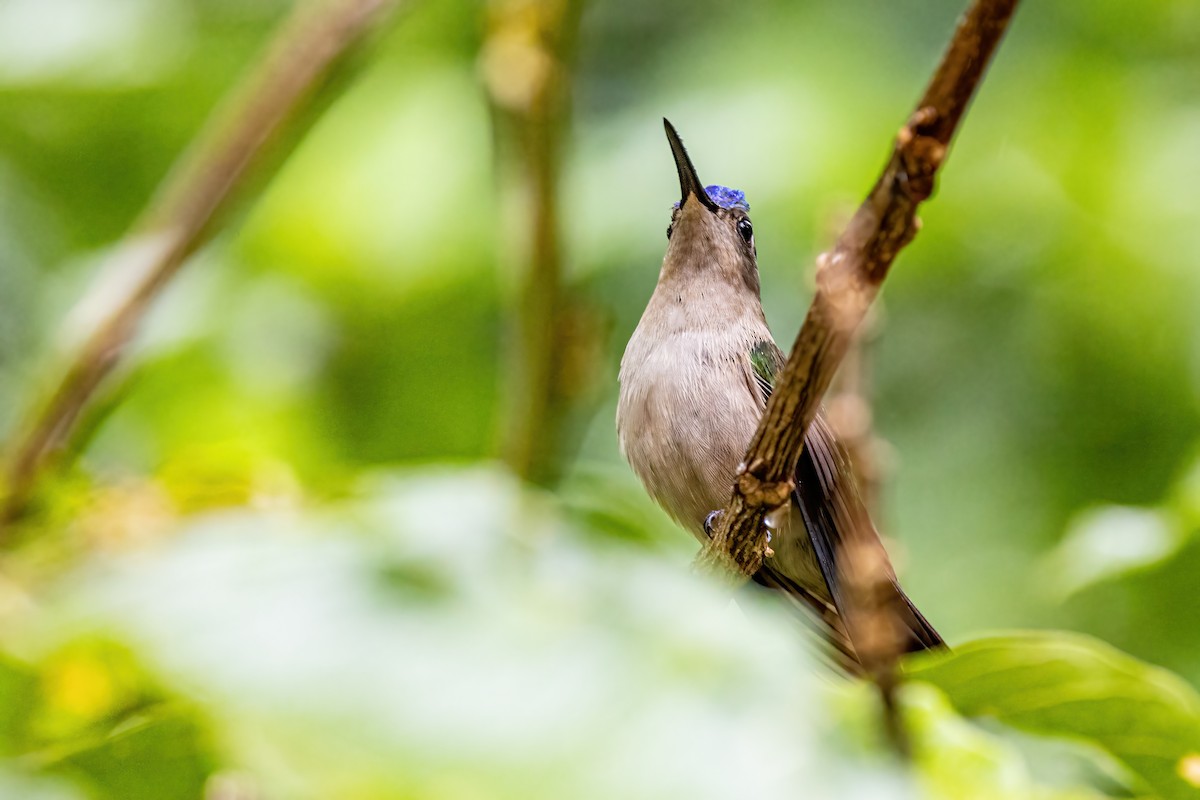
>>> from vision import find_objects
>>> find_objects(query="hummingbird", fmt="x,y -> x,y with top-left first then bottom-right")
616,119 -> 942,666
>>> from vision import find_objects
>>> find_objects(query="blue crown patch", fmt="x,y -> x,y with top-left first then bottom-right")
674,185 -> 750,212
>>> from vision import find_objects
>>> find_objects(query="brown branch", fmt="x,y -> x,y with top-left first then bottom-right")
696,0 -> 1020,578
0,0 -> 402,530
695,0 -> 1019,758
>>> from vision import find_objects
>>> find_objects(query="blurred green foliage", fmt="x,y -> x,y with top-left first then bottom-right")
2,0 -> 1200,797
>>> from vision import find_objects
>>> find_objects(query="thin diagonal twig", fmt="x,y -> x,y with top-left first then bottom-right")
697,0 -> 1019,597
1,0 -> 403,531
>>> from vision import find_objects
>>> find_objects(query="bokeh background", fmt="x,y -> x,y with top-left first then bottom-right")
2,0 -> 1200,798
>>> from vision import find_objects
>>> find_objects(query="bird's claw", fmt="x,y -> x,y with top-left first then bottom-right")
703,509 -> 772,545
703,510 -> 722,538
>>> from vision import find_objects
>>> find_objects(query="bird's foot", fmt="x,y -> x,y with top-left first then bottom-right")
703,509 -> 772,546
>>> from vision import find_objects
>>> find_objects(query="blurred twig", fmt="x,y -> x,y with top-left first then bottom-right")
695,0 -> 1021,754
0,0 -> 403,531
828,309 -> 913,753
827,307 -> 888,515
483,0 -> 589,486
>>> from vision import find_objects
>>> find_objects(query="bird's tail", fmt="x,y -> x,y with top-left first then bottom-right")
895,581 -> 944,652
788,414 -> 945,669
751,562 -> 861,671
753,560 -> 943,673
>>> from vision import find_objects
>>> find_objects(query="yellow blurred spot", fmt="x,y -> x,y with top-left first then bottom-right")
479,16 -> 552,112
478,0 -> 571,112
45,655 -> 116,720
1179,753 -> 1200,787
160,442 -> 300,514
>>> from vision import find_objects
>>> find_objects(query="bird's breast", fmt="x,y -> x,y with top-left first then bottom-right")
617,326 -> 762,536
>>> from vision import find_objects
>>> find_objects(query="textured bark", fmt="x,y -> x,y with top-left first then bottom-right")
696,0 -> 1022,578
694,0 -> 1021,753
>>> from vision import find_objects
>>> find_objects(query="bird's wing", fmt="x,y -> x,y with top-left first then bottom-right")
747,341 -> 847,611
746,340 -> 943,655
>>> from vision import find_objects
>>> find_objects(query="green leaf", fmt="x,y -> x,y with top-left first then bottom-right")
0,656 -> 38,754
901,682 -> 1111,800
46,708 -> 215,800
910,632 -> 1200,800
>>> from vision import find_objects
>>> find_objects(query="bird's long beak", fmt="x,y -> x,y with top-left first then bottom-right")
664,118 -> 719,213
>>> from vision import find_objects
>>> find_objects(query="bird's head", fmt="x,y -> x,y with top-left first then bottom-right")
661,118 -> 759,295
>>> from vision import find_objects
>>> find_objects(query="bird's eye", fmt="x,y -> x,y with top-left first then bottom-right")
737,218 -> 753,243
666,223 -> 673,240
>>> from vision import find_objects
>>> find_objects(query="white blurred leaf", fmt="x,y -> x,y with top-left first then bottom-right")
0,767 -> 87,800
1044,506 -> 1182,597
49,466 -> 912,800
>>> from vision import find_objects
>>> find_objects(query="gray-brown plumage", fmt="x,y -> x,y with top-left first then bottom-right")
617,119 -> 941,666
